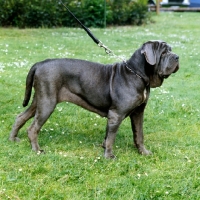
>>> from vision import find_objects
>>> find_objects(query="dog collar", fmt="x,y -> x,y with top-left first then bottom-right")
124,61 -> 149,86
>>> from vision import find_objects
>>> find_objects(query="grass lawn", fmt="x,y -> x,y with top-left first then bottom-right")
0,12 -> 200,199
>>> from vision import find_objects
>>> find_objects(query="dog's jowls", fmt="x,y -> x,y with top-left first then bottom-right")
9,40 -> 179,158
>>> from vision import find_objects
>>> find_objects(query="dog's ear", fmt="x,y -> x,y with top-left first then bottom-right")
141,41 -> 156,65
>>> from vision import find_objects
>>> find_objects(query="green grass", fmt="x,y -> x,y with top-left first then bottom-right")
0,12 -> 200,199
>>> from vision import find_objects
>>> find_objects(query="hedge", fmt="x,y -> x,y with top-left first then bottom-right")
0,0 -> 150,28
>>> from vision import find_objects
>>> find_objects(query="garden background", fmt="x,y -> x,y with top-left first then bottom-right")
0,1 -> 200,199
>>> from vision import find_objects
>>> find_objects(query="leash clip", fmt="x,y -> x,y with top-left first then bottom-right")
98,41 -> 113,55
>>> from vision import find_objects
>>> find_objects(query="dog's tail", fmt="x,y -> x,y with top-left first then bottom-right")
22,64 -> 37,107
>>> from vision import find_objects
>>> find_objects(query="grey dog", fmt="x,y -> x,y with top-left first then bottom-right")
9,40 -> 179,158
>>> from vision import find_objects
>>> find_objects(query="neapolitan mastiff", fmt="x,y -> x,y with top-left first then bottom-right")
9,40 -> 179,158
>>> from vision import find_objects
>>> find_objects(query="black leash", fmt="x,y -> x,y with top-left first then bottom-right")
59,1 -> 145,83
59,0 -> 113,55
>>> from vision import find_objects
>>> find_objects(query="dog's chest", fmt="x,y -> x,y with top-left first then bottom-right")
143,88 -> 147,102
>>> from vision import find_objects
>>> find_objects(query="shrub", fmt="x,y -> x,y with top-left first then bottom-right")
81,0 -> 105,27
0,0 -> 60,28
0,0 -> 150,28
107,0 -> 149,25
128,0 -> 150,25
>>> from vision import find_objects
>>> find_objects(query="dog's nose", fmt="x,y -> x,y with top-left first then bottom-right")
175,55 -> 179,61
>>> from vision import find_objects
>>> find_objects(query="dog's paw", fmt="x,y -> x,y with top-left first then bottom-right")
104,152 -> 116,159
9,137 -> 21,142
139,148 -> 152,156
36,150 -> 45,155
105,155 -> 116,159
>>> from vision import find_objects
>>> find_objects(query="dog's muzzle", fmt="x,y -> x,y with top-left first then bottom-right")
159,55 -> 179,79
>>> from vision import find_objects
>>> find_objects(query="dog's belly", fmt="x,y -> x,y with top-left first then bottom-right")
58,87 -> 108,117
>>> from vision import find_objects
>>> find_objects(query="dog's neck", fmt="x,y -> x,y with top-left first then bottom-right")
126,48 -> 149,86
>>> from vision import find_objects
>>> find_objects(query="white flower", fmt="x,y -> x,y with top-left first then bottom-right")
137,174 -> 141,179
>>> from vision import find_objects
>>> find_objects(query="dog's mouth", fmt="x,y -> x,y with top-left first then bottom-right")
162,74 -> 170,79
173,64 -> 179,73
159,64 -> 179,79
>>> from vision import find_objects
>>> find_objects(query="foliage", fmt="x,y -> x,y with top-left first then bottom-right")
108,0 -> 149,25
128,0 -> 150,25
0,0 -> 150,28
0,0 -> 60,28
1,12 -> 200,199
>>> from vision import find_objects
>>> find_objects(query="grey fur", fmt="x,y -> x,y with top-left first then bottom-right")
9,40 -> 179,158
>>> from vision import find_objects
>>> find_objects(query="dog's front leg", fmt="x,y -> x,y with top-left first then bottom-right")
130,104 -> 152,155
102,110 -> 123,159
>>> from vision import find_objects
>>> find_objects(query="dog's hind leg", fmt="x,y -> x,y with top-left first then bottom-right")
27,97 -> 57,152
9,96 -> 37,142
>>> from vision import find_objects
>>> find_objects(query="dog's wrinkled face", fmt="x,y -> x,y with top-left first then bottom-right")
141,40 -> 179,88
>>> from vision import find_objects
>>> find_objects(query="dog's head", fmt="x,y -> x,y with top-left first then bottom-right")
141,40 -> 179,88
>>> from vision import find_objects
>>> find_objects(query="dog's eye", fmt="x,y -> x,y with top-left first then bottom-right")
161,51 -> 166,56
